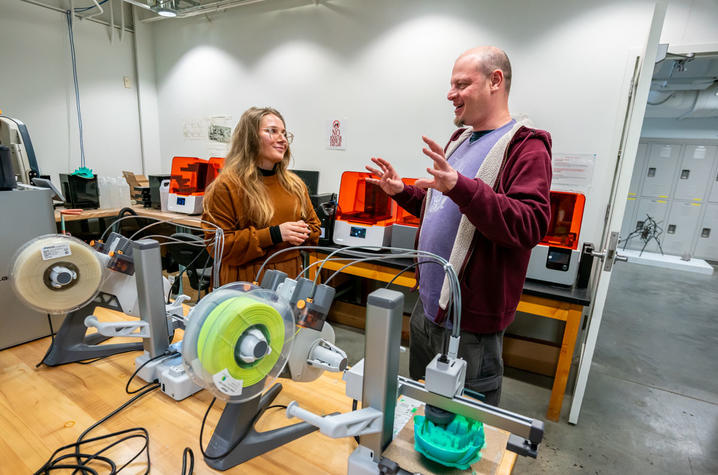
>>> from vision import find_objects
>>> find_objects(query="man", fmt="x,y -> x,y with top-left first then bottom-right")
366,46 -> 552,406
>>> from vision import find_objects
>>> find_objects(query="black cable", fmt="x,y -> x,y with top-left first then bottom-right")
37,386 -> 158,474
36,428 -> 151,475
73,384 -> 159,469
181,447 -> 194,475
199,399 -> 289,461
81,431 -> 149,473
352,399 -> 360,444
47,314 -> 56,343
36,314 -> 57,368
125,351 -> 179,394
197,251 -> 213,303
76,355 -> 114,365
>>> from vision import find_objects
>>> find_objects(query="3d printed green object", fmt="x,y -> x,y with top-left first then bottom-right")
71,166 -> 94,178
413,414 -> 486,469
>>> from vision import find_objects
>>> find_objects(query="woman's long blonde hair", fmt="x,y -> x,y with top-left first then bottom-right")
204,107 -> 310,227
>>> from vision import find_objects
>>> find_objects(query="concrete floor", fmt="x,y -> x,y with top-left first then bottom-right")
333,261 -> 718,474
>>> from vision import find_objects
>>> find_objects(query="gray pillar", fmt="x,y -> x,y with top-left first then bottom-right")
360,288 -> 403,460
133,239 -> 169,357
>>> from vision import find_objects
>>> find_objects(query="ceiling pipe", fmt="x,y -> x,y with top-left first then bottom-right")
122,0 -> 153,11
20,0 -> 135,31
646,84 -> 718,119
137,0 -> 277,22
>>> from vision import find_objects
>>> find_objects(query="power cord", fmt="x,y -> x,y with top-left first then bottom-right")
352,399 -> 360,444
35,314 -> 56,368
181,447 -> 194,475
125,351 -> 179,395
35,383 -> 159,474
199,398 -> 289,461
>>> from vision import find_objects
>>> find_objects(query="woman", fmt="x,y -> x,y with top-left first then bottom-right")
202,107 -> 321,285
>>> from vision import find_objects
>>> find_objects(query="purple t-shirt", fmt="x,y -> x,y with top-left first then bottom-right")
418,120 -> 516,321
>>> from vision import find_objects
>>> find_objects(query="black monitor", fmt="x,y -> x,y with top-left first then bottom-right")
290,169 -> 319,196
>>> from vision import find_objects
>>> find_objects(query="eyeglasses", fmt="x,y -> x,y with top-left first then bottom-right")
262,127 -> 294,144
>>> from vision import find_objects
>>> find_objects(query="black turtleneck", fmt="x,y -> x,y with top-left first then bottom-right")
258,164 -> 278,176
258,164 -> 283,244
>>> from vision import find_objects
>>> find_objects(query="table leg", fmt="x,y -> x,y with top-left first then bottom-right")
546,306 -> 582,421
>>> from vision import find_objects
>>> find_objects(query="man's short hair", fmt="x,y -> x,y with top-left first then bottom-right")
478,49 -> 512,94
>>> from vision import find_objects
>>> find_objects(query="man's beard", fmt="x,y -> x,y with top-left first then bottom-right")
454,116 -> 464,127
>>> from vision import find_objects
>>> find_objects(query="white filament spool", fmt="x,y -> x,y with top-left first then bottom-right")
10,234 -> 104,314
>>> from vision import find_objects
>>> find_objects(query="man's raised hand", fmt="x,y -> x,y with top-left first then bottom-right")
414,136 -> 458,193
365,157 -> 405,196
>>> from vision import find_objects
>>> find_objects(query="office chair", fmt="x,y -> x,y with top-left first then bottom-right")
166,232 -> 213,301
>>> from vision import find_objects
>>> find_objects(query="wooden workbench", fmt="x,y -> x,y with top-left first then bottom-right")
307,251 -> 590,423
0,308 -> 517,474
54,204 -> 204,228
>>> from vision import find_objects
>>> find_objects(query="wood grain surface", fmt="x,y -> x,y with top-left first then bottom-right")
0,307 -> 514,474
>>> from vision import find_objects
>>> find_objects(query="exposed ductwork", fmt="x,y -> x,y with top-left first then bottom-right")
645,83 -> 718,119
646,54 -> 718,119
122,0 -> 273,20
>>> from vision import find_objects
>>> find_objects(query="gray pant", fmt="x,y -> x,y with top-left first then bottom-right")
409,299 -> 505,406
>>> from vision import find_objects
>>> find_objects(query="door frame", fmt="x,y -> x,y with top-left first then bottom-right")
567,0 -> 668,424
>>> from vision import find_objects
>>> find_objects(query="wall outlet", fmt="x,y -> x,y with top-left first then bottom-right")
123,76 -> 131,88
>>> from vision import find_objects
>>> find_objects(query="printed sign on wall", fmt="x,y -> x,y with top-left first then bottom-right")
327,119 -> 346,150
551,152 -> 596,194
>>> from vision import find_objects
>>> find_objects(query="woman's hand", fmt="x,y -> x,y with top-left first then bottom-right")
279,220 -> 310,245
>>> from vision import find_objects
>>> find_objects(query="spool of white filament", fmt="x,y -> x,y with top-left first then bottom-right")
10,234 -> 104,314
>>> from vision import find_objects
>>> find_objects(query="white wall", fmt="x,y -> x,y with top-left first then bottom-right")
0,1 -> 143,182
149,0 -> 663,246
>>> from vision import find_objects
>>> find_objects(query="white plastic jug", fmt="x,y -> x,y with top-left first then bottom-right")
159,179 -> 170,212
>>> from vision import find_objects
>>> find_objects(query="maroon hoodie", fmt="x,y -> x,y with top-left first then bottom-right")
393,126 -> 552,333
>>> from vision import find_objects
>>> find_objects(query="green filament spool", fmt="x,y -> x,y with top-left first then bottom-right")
196,295 -> 285,387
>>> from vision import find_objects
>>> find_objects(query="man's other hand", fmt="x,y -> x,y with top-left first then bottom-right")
365,157 -> 405,196
415,136 -> 458,193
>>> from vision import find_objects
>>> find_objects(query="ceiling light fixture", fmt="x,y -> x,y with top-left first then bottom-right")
156,7 -> 177,17
153,0 -> 178,18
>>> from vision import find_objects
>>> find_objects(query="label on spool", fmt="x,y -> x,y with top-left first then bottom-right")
212,368 -> 244,396
41,243 -> 72,261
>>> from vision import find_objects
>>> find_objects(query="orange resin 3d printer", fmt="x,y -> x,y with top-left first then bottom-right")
167,156 -> 225,215
526,191 -> 586,286
333,171 -> 397,247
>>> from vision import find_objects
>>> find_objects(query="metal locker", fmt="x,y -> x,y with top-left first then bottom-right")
621,197 -> 669,253
661,201 -> 702,256
628,143 -> 648,198
708,160 -> 718,203
620,196 -> 639,243
641,143 -> 681,198
694,203 -> 718,260
674,145 -> 716,201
